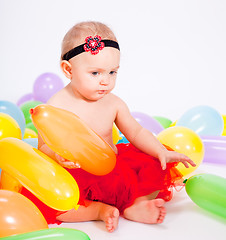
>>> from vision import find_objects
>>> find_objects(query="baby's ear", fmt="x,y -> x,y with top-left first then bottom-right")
60,60 -> 72,79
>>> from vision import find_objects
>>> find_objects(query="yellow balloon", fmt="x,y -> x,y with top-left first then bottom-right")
0,171 -> 22,192
169,120 -> 177,127
222,115 -> 226,136
0,137 -> 80,211
0,113 -> 22,140
157,126 -> 204,176
23,128 -> 38,138
112,123 -> 122,145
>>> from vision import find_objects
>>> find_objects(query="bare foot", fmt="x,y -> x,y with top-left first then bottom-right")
123,198 -> 166,224
98,204 -> 120,232
56,201 -> 119,233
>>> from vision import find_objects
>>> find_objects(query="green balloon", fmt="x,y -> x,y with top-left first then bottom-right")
2,228 -> 90,240
20,101 -> 42,125
153,116 -> 172,129
26,122 -> 38,134
185,174 -> 226,219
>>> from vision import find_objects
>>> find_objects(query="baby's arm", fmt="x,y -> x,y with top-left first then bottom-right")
114,98 -> 195,170
38,134 -> 78,168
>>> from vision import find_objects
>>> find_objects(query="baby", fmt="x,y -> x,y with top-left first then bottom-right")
23,21 -> 195,232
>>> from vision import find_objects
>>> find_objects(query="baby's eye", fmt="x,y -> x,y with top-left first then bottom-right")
109,71 -> 117,75
92,72 -> 99,76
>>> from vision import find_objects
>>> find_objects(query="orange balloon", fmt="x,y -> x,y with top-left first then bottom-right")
30,104 -> 116,175
0,171 -> 22,192
0,190 -> 48,237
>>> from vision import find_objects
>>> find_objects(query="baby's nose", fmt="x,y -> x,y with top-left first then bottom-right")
100,77 -> 110,85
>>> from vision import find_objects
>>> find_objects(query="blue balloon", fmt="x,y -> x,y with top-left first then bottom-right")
176,105 -> 223,136
0,100 -> 26,137
23,138 -> 38,148
117,131 -> 129,144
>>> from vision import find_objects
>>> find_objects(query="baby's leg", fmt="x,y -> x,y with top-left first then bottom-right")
123,194 -> 166,224
56,200 -> 119,232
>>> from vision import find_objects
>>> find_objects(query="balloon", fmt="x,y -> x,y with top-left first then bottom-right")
31,104 -> 116,176
157,126 -> 204,176
222,115 -> 226,136
17,93 -> 35,106
0,137 -> 79,211
0,171 -> 22,192
131,112 -> 164,135
20,100 -> 42,124
176,105 -> 224,136
23,137 -> 38,148
153,116 -> 172,129
0,100 -> 26,137
2,228 -> 90,240
26,121 -> 38,134
170,120 -> 177,127
33,72 -> 64,103
201,136 -> 226,164
23,128 -> 38,138
112,123 -> 122,144
117,131 -> 129,144
185,174 -> 226,219
0,113 -> 22,140
0,190 -> 48,237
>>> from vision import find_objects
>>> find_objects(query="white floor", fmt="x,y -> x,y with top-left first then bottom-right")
49,162 -> 226,240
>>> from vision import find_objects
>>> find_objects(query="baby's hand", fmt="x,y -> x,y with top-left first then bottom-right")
55,153 -> 81,169
158,150 -> 196,170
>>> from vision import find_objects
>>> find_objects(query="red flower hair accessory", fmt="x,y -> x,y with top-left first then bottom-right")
62,36 -> 119,61
83,35 -> 105,55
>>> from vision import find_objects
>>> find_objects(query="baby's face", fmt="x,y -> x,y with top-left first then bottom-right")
69,47 -> 120,101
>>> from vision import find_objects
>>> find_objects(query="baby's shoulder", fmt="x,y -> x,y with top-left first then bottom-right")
105,93 -> 124,105
47,86 -> 70,107
107,93 -> 128,108
103,93 -> 128,114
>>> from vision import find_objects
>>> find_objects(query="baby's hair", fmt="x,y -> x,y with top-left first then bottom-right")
61,21 -> 118,60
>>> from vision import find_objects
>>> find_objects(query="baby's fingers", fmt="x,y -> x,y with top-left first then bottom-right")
159,158 -> 167,170
55,154 -> 81,169
181,157 -> 196,168
61,161 -> 80,169
186,158 -> 196,167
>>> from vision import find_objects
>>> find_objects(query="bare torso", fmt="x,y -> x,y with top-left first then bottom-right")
47,84 -> 119,153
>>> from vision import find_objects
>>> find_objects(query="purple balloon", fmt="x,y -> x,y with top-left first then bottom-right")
131,112 -> 164,135
201,136 -> 226,164
33,72 -> 64,103
17,93 -> 35,106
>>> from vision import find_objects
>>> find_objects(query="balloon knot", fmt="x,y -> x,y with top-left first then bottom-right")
30,108 -> 34,114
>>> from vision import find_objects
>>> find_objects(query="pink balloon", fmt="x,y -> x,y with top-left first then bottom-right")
33,73 -> 64,103
131,112 -> 164,135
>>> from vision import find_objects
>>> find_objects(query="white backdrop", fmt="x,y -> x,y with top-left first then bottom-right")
0,0 -> 225,121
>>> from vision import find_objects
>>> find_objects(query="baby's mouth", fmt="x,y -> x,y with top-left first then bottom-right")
98,90 -> 107,94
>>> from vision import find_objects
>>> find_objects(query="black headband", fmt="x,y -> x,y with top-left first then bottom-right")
62,35 -> 120,61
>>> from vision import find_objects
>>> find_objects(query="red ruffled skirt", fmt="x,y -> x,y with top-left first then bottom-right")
21,143 -> 183,224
